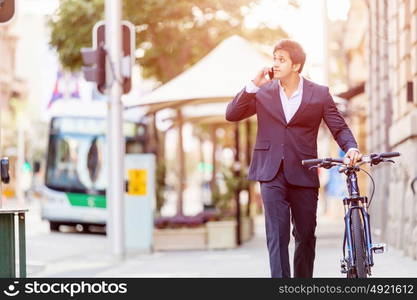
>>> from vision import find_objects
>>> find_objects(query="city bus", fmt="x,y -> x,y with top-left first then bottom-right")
40,100 -> 148,232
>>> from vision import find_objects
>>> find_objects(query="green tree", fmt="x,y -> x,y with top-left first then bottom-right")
48,0 -> 288,83
48,0 -> 104,72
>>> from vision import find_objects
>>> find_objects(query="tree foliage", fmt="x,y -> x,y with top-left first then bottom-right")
48,0 -> 288,83
48,0 -> 104,72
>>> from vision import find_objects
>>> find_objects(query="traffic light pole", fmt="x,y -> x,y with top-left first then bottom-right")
105,0 -> 125,259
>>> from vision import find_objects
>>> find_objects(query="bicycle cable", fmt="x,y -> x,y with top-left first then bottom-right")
359,167 -> 375,208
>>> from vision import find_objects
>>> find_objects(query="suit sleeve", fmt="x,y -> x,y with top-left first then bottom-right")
322,87 -> 358,152
225,88 -> 257,122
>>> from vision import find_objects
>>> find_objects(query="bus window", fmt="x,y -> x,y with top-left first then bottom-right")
46,133 -> 106,194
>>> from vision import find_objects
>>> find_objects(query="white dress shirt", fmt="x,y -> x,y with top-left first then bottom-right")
244,78 -> 359,155
246,77 -> 303,123
278,77 -> 303,123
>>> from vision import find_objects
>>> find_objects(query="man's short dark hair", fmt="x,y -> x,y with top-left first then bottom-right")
273,39 -> 306,73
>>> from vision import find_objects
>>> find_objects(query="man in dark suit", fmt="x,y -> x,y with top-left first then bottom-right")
225,39 -> 362,278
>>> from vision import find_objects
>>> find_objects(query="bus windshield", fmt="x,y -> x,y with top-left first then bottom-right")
46,130 -> 107,194
45,117 -> 145,194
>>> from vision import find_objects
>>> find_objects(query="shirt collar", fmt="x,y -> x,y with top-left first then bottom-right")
278,76 -> 304,97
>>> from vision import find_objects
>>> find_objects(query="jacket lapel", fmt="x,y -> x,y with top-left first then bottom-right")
270,80 -> 287,125
288,78 -> 313,125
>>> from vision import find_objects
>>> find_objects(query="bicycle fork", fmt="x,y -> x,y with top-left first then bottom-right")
341,199 -> 388,276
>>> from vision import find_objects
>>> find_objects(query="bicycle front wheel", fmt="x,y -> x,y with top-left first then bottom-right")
351,208 -> 367,278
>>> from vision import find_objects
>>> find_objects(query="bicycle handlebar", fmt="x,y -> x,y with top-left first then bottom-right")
301,152 -> 401,167
301,159 -> 321,166
302,157 -> 346,166
374,152 -> 400,158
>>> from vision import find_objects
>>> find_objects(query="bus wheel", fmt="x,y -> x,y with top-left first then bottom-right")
49,221 -> 60,232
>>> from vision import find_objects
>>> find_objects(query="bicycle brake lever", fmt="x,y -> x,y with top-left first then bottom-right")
321,162 -> 333,169
371,160 -> 380,166
308,166 -> 319,171
371,158 -> 395,166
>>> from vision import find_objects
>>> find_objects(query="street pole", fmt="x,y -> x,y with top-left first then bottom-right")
105,0 -> 125,259
16,121 -> 25,207
322,0 -> 329,86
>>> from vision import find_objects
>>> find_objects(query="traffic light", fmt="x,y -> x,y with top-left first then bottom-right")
81,44 -> 106,94
81,21 -> 134,95
95,21 -> 134,94
0,0 -> 15,24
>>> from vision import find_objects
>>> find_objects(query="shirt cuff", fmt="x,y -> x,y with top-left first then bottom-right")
245,81 -> 260,93
346,148 -> 359,154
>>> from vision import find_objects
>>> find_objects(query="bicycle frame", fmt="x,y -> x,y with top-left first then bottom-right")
342,168 -> 374,275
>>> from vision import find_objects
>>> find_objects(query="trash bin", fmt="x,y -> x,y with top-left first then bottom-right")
0,209 -> 28,278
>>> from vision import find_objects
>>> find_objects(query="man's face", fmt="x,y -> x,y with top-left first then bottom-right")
273,49 -> 300,79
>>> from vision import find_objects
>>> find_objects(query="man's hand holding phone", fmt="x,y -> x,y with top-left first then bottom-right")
252,67 -> 274,88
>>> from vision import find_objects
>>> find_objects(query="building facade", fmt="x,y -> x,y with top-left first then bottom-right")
367,0 -> 417,260
0,24 -> 20,112
0,22 -> 27,199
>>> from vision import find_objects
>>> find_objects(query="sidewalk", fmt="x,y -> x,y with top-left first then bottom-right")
24,204 -> 417,277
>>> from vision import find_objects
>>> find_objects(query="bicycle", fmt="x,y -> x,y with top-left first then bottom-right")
302,151 -> 401,278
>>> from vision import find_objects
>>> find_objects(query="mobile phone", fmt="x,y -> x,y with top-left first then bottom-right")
268,67 -> 274,80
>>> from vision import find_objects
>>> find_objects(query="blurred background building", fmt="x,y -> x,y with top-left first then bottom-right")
0,15 -> 27,201
367,0 -> 417,260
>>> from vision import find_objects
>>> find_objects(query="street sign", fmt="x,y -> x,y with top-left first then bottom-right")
0,0 -> 15,24
127,169 -> 147,196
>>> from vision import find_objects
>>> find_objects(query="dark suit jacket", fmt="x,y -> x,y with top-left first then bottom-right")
225,78 -> 358,188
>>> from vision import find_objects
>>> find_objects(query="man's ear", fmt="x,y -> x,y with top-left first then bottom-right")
292,63 -> 301,73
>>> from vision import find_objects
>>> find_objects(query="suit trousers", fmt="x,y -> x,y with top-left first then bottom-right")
259,161 -> 319,278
